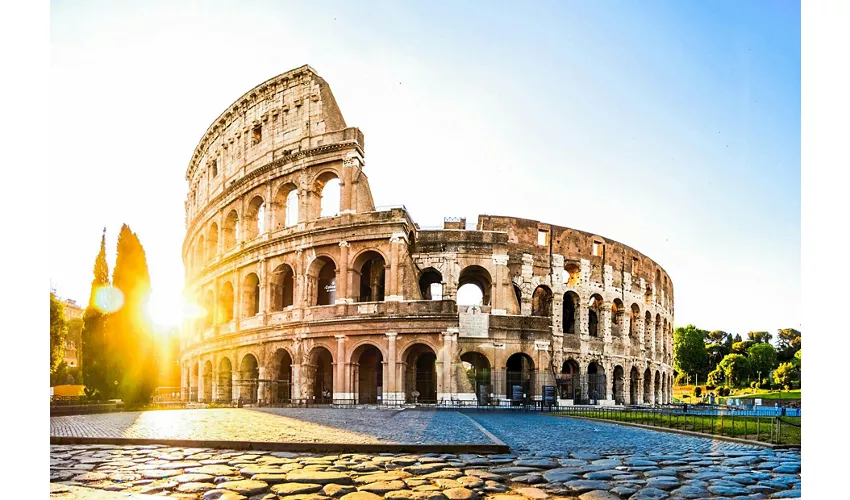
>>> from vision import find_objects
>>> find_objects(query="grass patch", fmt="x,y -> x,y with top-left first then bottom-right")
553,408 -> 800,445
735,390 -> 801,400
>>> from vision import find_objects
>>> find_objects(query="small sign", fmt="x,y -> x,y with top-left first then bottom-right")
511,385 -> 524,401
542,385 -> 556,405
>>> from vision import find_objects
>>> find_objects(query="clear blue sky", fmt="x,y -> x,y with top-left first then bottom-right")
49,0 -> 800,334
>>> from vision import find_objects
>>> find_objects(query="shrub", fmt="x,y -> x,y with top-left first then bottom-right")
694,386 -> 702,398
717,386 -> 731,397
705,384 -> 715,391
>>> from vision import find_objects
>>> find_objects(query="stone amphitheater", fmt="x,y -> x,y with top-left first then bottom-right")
179,65 -> 675,407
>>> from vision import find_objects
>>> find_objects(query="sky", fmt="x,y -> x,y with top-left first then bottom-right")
49,0 -> 800,334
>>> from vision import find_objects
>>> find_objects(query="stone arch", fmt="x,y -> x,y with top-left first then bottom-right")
351,342 -> 384,404
218,357 -> 233,402
419,268 -> 443,300
588,294 -> 604,337
510,283 -> 522,315
629,303 -> 640,338
611,299 -> 625,337
241,273 -> 260,316
531,285 -> 553,317
352,249 -> 387,302
458,265 -> 492,306
307,255 -> 337,306
197,235 -> 206,266
313,170 -> 341,219
271,348 -> 293,403
270,264 -> 295,311
244,195 -> 265,240
203,289 -> 215,329
629,365 -> 639,404
662,318 -> 668,356
562,291 -> 579,333
655,313 -> 662,351
189,361 -> 199,402
202,360 -> 213,403
403,343 -> 438,403
218,281 -> 234,323
307,346 -> 334,403
505,352 -> 535,403
273,182 -> 299,229
461,351 -> 491,404
612,365 -> 625,404
238,353 -> 259,403
644,367 -> 652,404
661,370 -> 668,405
644,311 -> 652,347
223,209 -> 239,250
654,370 -> 661,404
207,222 -> 219,261
560,358 -> 580,400
587,361 -> 606,402
563,262 -> 580,287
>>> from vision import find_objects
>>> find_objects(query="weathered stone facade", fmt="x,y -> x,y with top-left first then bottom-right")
179,66 -> 674,407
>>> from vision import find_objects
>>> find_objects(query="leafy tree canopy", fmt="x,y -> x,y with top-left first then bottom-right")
673,324 -> 709,377
50,292 -> 68,374
717,353 -> 751,387
747,342 -> 778,377
747,331 -> 773,344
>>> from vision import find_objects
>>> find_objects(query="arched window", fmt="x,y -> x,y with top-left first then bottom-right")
274,183 -> 299,230
563,292 -> 579,333
588,295 -> 603,337
286,190 -> 299,227
458,266 -> 492,306
207,223 -> 218,260
629,304 -> 640,337
242,273 -> 260,316
223,210 -> 239,250
563,263 -> 580,287
611,299 -> 624,336
309,257 -> 337,306
320,178 -> 341,217
244,196 -> 265,240
354,251 -> 386,302
271,264 -> 295,311
197,235 -> 205,266
419,268 -> 443,300
531,286 -> 552,316
218,282 -> 234,323
203,290 -> 214,329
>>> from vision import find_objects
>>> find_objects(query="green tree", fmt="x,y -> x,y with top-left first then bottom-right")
731,340 -> 754,355
773,362 -> 800,390
82,229 -> 111,400
747,331 -> 773,344
717,354 -> 751,387
732,333 -> 742,343
706,330 -> 729,345
777,328 -> 801,363
50,292 -> 68,374
673,325 -> 709,379
707,368 -> 724,387
706,344 -> 730,372
111,224 -> 157,406
747,342 -> 778,379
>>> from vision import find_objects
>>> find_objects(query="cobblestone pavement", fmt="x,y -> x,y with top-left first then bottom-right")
51,409 -> 801,498
51,409 -> 491,445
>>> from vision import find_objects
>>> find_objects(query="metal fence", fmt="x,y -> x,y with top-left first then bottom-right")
549,405 -> 800,445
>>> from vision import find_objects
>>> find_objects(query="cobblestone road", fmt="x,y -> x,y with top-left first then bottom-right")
50,409 -> 802,498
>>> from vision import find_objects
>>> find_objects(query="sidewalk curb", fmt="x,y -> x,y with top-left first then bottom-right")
49,436 -> 511,454
557,415 -> 801,449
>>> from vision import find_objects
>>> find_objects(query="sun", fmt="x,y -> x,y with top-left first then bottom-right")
147,292 -> 205,330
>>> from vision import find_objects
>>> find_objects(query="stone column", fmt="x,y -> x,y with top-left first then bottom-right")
257,366 -> 268,405
334,335 -> 348,400
437,329 -> 458,401
646,315 -> 655,356
386,333 -> 399,402
602,307 -> 612,343
387,234 -> 403,301
340,153 -> 359,215
636,374 -> 643,405
264,183 -> 273,235
260,258 -> 268,324
291,363 -> 302,400
624,373 -> 631,405
180,363 -> 188,401
578,298 -> 589,337
604,363 -> 613,402
492,254 -> 509,315
232,372 -> 240,402
578,360 -> 588,404
337,242 -> 349,304
197,362 -> 204,402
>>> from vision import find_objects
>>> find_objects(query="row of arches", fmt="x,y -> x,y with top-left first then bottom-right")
188,174 -> 342,271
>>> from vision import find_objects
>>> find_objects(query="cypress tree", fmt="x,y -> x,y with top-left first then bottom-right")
82,228 -> 111,400
111,224 -> 156,406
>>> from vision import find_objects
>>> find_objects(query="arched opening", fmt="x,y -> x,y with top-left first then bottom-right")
461,352 -> 491,404
645,286 -> 652,305
404,344 -> 438,404
207,223 -> 218,261
531,285 -> 552,317
197,235 -> 205,266
244,196 -> 265,240
238,354 -> 259,404
505,353 -> 534,404
189,362 -> 198,402
662,318 -> 668,356
588,295 -> 603,337
630,366 -> 639,404
562,291 -> 578,333
612,365 -> 625,404
511,283 -> 522,314
273,183 -> 299,230
354,251 -> 386,302
203,290 -> 214,329
654,371 -> 661,404
629,304 -> 640,338
587,362 -> 606,402
559,359 -> 580,400
458,265 -> 492,306
241,273 -> 260,316
309,256 -> 337,306
353,344 -> 383,404
218,357 -> 232,403
643,368 -> 652,404
319,176 -> 341,218
419,268 -> 443,300
202,361 -> 212,403
563,263 -> 580,287
611,299 -> 624,337
271,264 -> 295,311
218,281 -> 234,324
644,311 -> 652,347
661,372 -> 667,405
223,210 -> 239,250
272,349 -> 293,404
310,347 -> 334,404
655,313 -> 662,351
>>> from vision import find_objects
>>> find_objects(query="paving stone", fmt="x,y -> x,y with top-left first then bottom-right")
174,473 -> 215,483
491,466 -> 542,475
542,469 -> 580,483
424,470 -> 464,480
707,484 -> 751,496
177,482 -> 217,493
515,459 -> 558,469
645,477 -> 680,490
187,465 -> 238,476
464,469 -> 502,481
628,487 -> 670,499
515,487 -> 549,499
769,490 -> 801,498
142,469 -> 185,479
355,471 -> 413,484
288,471 -> 353,485
203,488 -> 247,500
772,464 -> 800,474
563,480 -> 612,494
216,479 -> 269,495
578,490 -> 620,500
73,472 -> 109,482
610,485 -> 638,496
272,483 -> 325,495
442,487 -> 479,500
666,485 -> 709,499
358,480 -> 408,494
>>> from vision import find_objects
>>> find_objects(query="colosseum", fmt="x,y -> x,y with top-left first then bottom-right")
179,65 -> 675,408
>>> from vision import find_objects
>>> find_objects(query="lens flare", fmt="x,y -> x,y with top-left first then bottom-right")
93,286 -> 124,313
